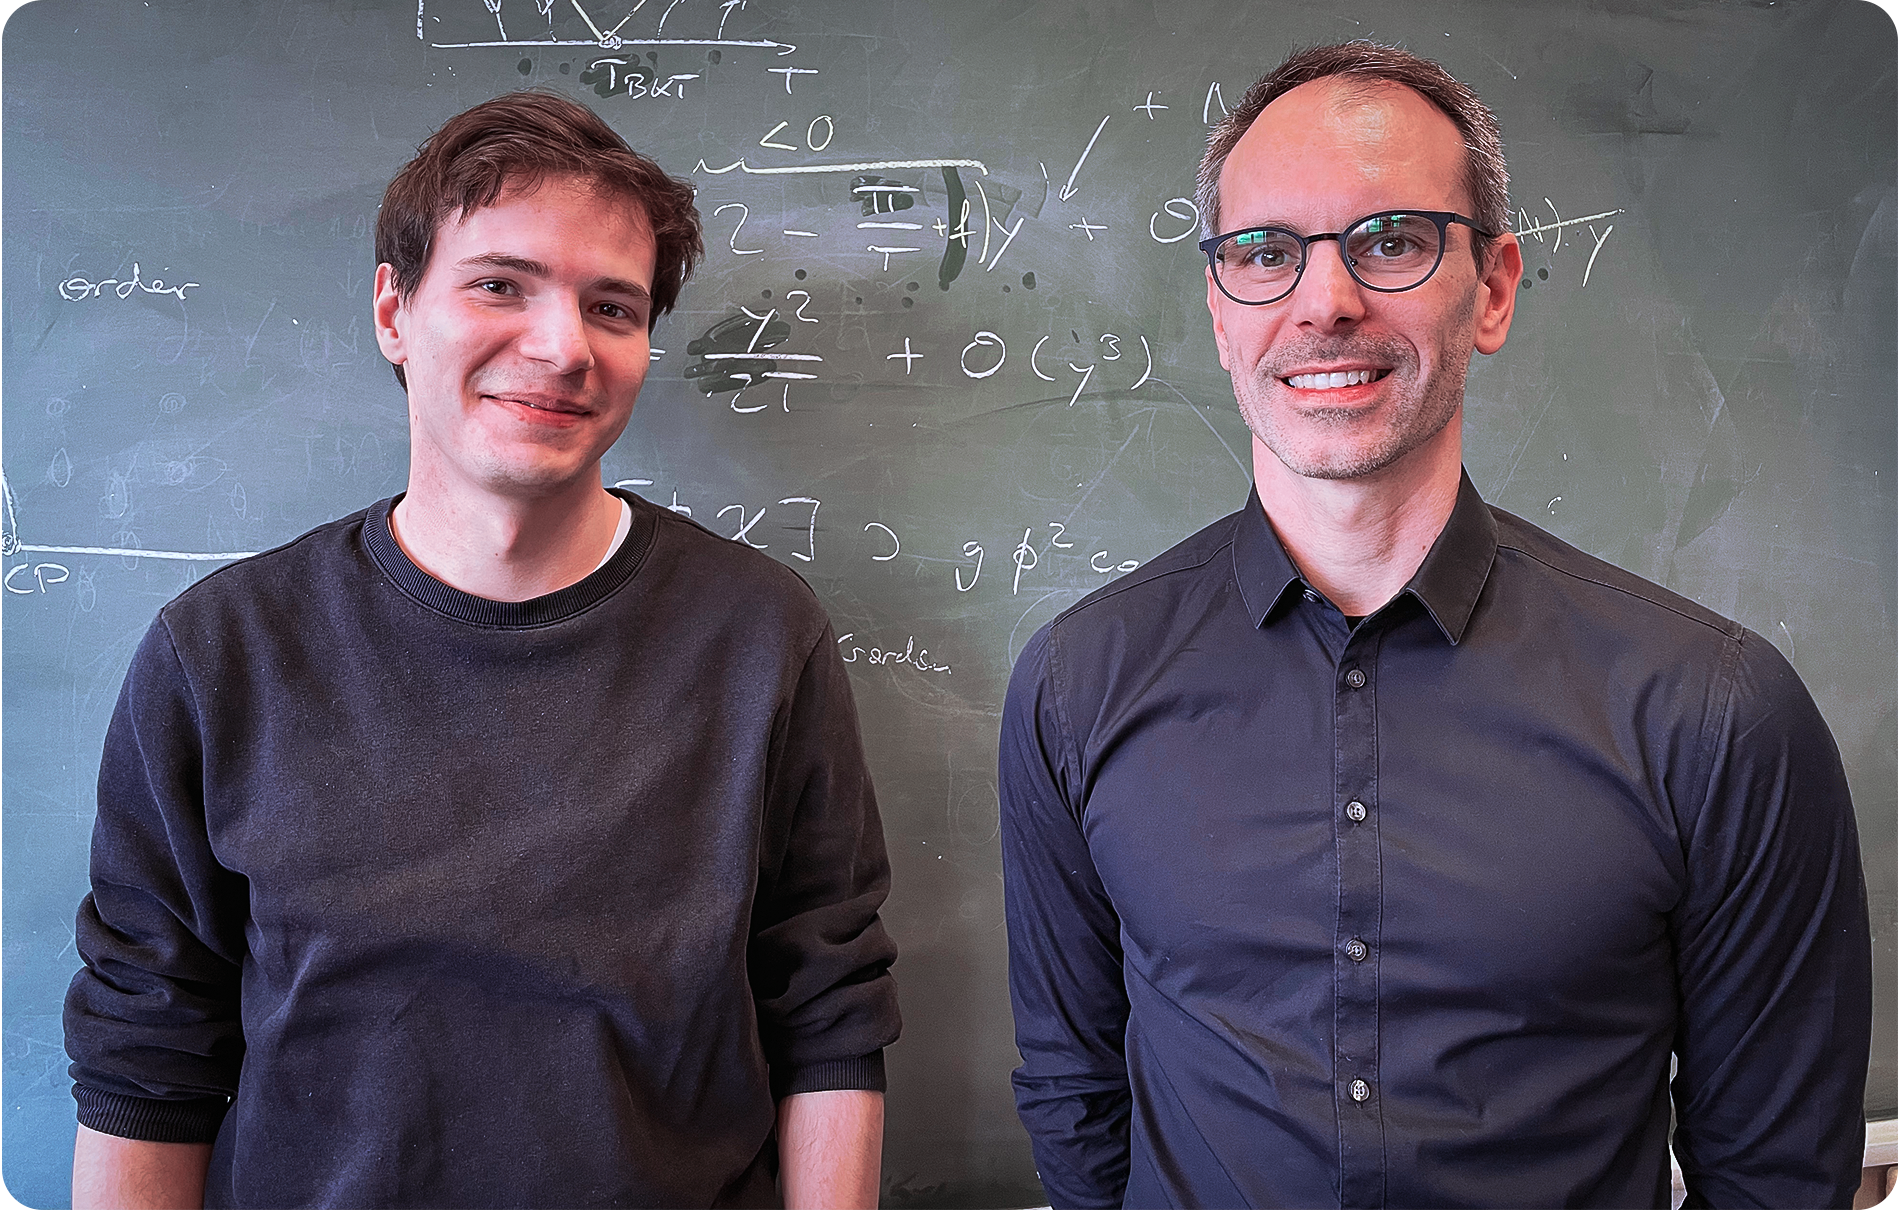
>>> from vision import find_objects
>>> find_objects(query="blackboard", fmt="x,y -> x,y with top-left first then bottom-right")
3,0 -> 1893,1204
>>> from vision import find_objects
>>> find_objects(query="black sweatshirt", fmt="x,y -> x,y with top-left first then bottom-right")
65,491 -> 900,1208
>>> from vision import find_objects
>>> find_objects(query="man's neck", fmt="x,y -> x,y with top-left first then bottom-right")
1252,431 -> 1462,619
390,474 -> 623,603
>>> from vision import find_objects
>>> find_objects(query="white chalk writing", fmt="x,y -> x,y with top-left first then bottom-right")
59,262 -> 199,302
837,633 -> 951,674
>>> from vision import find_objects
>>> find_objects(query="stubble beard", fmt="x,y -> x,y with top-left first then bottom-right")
1232,316 -> 1476,483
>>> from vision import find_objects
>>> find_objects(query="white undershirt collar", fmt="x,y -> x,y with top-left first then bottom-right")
594,496 -> 634,573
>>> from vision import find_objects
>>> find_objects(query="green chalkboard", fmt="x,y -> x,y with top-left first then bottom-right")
4,0 -> 1892,1204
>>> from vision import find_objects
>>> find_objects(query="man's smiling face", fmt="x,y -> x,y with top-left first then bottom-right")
374,173 -> 657,503
1207,78 -> 1518,482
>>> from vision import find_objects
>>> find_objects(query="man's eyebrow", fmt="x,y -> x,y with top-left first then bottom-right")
458,253 -> 550,277
456,253 -> 650,299
594,277 -> 652,300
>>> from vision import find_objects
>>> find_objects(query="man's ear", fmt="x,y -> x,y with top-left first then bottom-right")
1473,233 -> 1523,356
373,263 -> 407,365
372,264 -> 410,390
1206,266 -> 1234,373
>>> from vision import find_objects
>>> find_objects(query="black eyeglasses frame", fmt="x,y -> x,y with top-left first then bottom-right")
1199,210 -> 1497,307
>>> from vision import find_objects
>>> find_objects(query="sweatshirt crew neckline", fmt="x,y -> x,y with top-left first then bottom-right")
363,489 -> 657,629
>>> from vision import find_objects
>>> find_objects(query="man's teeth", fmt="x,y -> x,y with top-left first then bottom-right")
1286,369 -> 1381,389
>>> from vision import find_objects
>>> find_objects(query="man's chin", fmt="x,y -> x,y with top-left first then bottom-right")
1242,393 -> 1461,484
1279,450 -> 1402,481
1252,424 -> 1439,482
464,457 -> 603,501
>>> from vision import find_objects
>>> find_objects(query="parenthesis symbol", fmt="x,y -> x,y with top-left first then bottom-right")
1031,335 -> 1054,382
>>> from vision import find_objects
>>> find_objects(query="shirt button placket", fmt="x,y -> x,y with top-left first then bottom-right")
1334,653 -> 1382,1205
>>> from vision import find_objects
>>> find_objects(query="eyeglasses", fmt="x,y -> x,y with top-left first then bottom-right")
1200,210 -> 1495,306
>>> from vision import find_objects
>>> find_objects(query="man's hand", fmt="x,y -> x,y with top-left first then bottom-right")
777,1089 -> 884,1209
72,1124 -> 211,1210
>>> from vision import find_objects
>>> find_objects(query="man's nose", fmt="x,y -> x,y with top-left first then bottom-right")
519,297 -> 595,374
1287,236 -> 1368,330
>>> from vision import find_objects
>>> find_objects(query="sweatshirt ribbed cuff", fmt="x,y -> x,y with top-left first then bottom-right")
74,1084 -> 228,1144
772,1050 -> 887,1100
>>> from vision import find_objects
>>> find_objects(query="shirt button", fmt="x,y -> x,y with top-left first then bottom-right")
1344,667 -> 1366,688
1350,1079 -> 1371,1103
1302,588 -> 1320,603
1345,938 -> 1368,962
1345,800 -> 1368,822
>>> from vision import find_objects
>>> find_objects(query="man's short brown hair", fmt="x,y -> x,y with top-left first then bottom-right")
376,90 -> 703,384
1196,41 -> 1510,266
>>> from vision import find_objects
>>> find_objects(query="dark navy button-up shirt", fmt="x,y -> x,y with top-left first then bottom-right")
1001,473 -> 1871,1209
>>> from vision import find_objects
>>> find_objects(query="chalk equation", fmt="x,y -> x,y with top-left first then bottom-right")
682,305 -> 823,410
59,262 -> 200,303
955,523 -> 1140,596
696,156 -> 1004,291
680,298 -> 1156,413
1511,198 -> 1623,289
612,480 -> 1144,598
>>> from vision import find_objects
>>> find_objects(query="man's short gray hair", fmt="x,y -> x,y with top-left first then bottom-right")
1196,41 -> 1510,266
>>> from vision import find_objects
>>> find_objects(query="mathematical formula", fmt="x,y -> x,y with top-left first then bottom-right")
613,480 -> 1144,598
680,295 -> 1157,413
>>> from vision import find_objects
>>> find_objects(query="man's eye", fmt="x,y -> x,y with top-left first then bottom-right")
1227,231 -> 1298,271
596,302 -> 629,320
476,279 -> 517,295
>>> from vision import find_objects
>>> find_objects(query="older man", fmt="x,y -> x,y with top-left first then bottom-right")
1001,42 -> 1870,1209
65,91 -> 898,1209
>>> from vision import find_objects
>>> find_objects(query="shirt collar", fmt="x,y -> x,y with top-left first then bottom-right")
1231,484 -> 1308,627
1405,469 -> 1498,644
1230,469 -> 1499,645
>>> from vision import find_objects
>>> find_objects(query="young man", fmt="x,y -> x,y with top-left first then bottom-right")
1001,43 -> 1871,1209
65,92 -> 899,1209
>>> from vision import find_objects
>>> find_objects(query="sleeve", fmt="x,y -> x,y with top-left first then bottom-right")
999,623 -> 1131,1210
1668,630 -> 1873,1210
749,623 -> 901,1100
63,615 -> 248,1143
